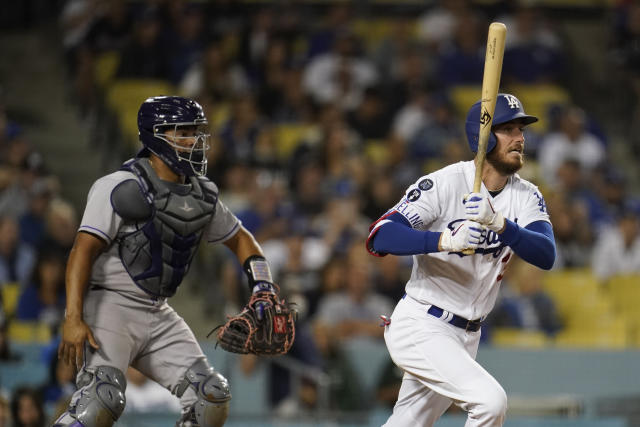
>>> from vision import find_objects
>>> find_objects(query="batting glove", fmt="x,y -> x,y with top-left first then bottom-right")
464,192 -> 505,233
439,220 -> 484,252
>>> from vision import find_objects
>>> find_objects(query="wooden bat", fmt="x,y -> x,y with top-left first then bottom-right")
473,22 -> 507,192
463,22 -> 506,255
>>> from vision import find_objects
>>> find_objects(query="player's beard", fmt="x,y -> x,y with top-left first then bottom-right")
486,146 -> 523,175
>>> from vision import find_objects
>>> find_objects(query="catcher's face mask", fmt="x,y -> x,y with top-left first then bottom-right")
155,123 -> 210,176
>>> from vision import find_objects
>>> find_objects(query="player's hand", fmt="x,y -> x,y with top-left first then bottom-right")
439,220 -> 484,252
464,192 -> 505,233
58,316 -> 99,369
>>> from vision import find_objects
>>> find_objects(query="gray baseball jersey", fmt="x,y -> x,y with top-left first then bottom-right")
79,170 -> 240,298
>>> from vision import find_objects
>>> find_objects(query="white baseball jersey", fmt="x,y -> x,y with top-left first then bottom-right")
78,170 -> 241,298
370,160 -> 550,320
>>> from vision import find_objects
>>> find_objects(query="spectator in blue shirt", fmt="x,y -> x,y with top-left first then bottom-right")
16,252 -> 66,332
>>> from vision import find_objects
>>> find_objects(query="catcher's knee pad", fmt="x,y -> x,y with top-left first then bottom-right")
175,359 -> 231,427
53,365 -> 127,427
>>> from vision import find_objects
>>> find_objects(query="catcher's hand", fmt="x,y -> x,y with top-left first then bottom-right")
212,290 -> 296,355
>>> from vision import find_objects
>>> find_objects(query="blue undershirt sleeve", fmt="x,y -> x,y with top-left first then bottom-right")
371,217 -> 441,256
499,219 -> 556,270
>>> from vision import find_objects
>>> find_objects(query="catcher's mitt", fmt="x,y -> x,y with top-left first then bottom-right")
212,291 -> 296,355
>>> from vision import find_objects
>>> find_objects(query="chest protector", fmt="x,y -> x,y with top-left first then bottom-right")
111,158 -> 217,297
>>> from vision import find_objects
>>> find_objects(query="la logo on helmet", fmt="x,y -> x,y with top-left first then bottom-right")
504,94 -> 520,109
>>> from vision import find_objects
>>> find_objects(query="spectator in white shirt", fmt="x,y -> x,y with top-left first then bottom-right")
538,106 -> 606,188
591,206 -> 640,282
123,367 -> 182,414
302,31 -> 378,112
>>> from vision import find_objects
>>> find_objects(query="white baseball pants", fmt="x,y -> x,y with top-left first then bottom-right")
383,295 -> 507,427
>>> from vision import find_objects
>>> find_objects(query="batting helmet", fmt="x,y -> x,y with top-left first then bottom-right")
465,93 -> 538,153
137,96 -> 210,176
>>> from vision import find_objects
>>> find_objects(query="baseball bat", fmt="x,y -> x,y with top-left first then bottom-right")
462,22 -> 506,255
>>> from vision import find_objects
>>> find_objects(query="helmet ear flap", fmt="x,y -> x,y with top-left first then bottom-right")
464,119 -> 498,153
465,120 -> 480,152
487,131 -> 497,153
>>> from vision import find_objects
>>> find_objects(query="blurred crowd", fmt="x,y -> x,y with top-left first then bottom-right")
1,0 -> 640,424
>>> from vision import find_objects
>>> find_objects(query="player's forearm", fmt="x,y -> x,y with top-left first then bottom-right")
65,252 -> 99,319
370,221 -> 440,256
224,226 -> 276,292
224,225 -> 265,263
64,233 -> 105,319
499,220 -> 556,270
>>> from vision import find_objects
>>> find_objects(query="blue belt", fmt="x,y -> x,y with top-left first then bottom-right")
427,305 -> 482,332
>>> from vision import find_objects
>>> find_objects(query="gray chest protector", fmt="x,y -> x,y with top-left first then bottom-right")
110,158 -> 217,297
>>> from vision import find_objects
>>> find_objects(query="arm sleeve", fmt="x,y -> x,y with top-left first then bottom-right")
367,212 -> 441,256
366,175 -> 441,257
499,219 -> 556,270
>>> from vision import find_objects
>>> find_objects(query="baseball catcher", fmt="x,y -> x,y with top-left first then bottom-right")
55,96 -> 294,427
212,255 -> 296,355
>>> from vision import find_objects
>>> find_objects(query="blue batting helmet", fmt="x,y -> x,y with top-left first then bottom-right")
465,93 -> 538,153
137,96 -> 210,176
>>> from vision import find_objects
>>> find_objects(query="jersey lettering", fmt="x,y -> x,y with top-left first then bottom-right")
395,201 -> 425,229
534,192 -> 547,213
446,219 -> 506,258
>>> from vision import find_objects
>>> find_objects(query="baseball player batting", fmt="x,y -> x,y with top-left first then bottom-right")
367,93 -> 556,426
54,96 -> 292,427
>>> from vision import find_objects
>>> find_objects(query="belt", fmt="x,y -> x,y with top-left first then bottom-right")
427,305 -> 482,332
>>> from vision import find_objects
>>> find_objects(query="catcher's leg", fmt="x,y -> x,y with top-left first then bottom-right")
53,366 -> 127,427
174,359 -> 231,427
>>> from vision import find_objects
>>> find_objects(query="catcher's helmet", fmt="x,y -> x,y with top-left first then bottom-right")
137,96 -> 210,176
465,93 -> 538,153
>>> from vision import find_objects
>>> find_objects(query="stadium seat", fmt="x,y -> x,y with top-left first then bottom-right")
105,79 -> 177,150
505,84 -> 570,132
605,275 -> 640,347
11,342 -> 49,363
542,268 -> 599,290
94,51 -> 121,90
208,102 -> 231,129
200,341 -> 232,374
1,282 -> 20,317
340,337 -> 391,403
543,269 -> 610,323
8,321 -> 52,343
490,328 -> 550,349
0,360 -> 49,392
364,139 -> 390,166
448,85 -> 481,119
556,294 -> 613,329
227,353 -> 269,416
273,124 -> 312,160
351,18 -> 396,52
554,317 -> 629,349
543,269 -> 600,303
605,274 -> 640,312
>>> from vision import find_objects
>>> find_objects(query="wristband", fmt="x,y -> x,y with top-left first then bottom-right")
243,255 -> 275,293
